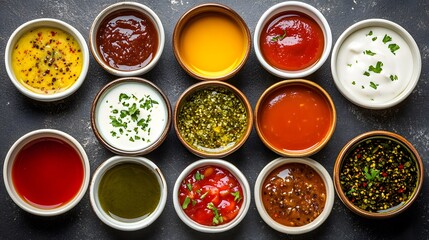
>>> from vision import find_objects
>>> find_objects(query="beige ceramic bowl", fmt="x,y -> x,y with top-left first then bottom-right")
254,157 -> 334,234
173,159 -> 251,233
89,2 -> 165,76
91,77 -> 171,156
254,1 -> 332,78
5,18 -> 89,102
3,129 -> 90,216
333,130 -> 424,218
173,3 -> 251,81
254,79 -> 336,157
174,81 -> 253,158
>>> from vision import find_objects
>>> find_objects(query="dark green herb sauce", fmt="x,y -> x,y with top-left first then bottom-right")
98,163 -> 160,221
177,87 -> 247,153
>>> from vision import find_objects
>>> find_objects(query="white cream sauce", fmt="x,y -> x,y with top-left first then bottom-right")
336,26 -> 413,103
96,81 -> 167,152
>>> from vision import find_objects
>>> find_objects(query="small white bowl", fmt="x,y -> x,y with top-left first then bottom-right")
5,18 -> 89,102
3,129 -> 90,216
90,156 -> 167,231
331,19 -> 421,109
173,159 -> 251,233
254,157 -> 334,234
89,2 -> 165,76
254,1 -> 332,78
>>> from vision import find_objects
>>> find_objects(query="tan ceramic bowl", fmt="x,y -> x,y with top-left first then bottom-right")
254,79 -> 336,157
174,81 -> 253,158
172,3 -> 251,81
333,130 -> 424,218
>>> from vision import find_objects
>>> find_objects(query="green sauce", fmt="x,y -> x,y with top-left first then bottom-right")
98,163 -> 160,221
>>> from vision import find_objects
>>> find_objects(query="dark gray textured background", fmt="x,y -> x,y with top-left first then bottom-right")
0,0 -> 428,239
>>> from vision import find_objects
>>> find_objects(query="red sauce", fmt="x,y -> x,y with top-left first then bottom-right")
12,138 -> 84,209
97,10 -> 158,71
262,163 -> 326,226
178,165 -> 244,226
259,84 -> 332,151
260,11 -> 324,71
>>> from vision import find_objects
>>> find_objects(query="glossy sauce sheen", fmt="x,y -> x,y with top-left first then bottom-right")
98,163 -> 160,221
260,11 -> 324,71
97,10 -> 158,71
259,84 -> 332,151
179,12 -> 247,78
262,163 -> 326,226
12,138 -> 84,209
178,166 -> 244,226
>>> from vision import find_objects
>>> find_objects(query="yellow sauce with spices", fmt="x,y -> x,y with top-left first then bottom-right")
12,27 -> 83,94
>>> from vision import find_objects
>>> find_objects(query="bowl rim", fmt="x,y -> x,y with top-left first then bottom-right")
253,1 -> 332,78
254,157 -> 335,234
254,79 -> 336,157
333,130 -> 424,218
89,1 -> 165,77
3,129 -> 90,216
172,159 -> 251,233
89,155 -> 167,231
172,3 -> 251,81
90,77 -> 171,156
173,81 -> 253,158
4,18 -> 89,102
330,18 -> 422,109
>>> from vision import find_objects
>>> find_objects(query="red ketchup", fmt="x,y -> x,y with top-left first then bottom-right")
260,11 -> 324,71
12,138 -> 84,209
97,10 -> 158,71
178,165 -> 244,226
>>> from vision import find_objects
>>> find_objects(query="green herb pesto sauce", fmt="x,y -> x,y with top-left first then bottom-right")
98,163 -> 160,221
339,138 -> 418,212
178,87 -> 247,153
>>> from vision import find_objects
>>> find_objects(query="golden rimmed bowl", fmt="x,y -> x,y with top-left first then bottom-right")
254,79 -> 336,157
173,81 -> 253,158
172,3 -> 251,81
333,130 -> 424,218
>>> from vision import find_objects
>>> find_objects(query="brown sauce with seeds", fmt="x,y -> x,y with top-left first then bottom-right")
262,163 -> 326,227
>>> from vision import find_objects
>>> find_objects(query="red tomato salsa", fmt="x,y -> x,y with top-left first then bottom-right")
12,138 -> 84,209
259,84 -> 332,151
97,9 -> 158,71
260,11 -> 324,71
262,163 -> 326,226
178,165 -> 244,226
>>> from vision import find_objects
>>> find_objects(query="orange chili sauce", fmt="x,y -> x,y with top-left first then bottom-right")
258,84 -> 332,151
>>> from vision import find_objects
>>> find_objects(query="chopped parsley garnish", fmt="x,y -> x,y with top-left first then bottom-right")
195,171 -> 204,181
364,50 -> 376,56
372,37 -> 377,41
363,71 -> 370,76
366,30 -> 373,36
207,202 -> 223,225
271,30 -> 287,42
390,75 -> 399,81
368,61 -> 383,73
382,34 -> 392,44
369,81 -> 379,90
231,191 -> 242,203
388,43 -> 400,55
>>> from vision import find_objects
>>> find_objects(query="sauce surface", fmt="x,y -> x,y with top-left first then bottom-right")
339,138 -> 418,212
336,27 -> 412,103
178,165 -> 244,226
177,87 -> 247,153
12,138 -> 84,209
262,163 -> 326,227
259,84 -> 332,151
96,81 -> 168,152
179,12 -> 247,78
260,11 -> 324,71
12,27 -> 83,94
98,163 -> 160,221
97,10 -> 158,71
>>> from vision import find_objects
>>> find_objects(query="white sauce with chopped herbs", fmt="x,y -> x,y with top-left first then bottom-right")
336,27 -> 412,103
96,81 -> 167,151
